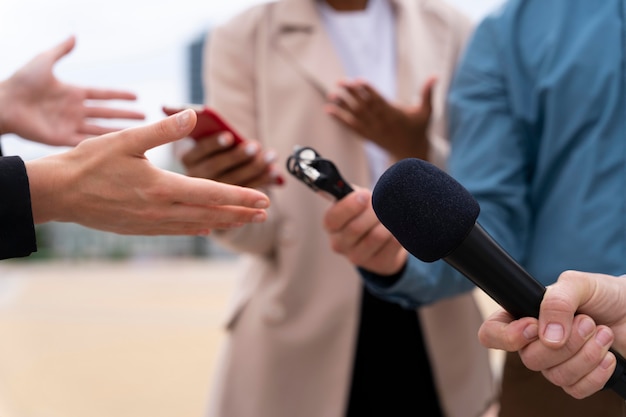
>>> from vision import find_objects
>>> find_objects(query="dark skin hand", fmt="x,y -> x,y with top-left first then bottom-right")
181,131 -> 283,189
324,76 -> 436,161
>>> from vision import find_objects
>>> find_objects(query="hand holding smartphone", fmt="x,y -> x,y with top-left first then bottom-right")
162,104 -> 245,144
166,104 -> 285,188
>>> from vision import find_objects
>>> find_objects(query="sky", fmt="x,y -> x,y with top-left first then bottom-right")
0,0 -> 503,166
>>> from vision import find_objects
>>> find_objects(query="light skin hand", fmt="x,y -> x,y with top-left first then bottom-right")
25,109 -> 270,235
478,270 -> 626,399
0,35 -> 144,146
181,131 -> 283,189
324,76 -> 436,161
323,188 -> 407,275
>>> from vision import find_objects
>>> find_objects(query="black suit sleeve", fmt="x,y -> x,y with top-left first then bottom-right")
0,156 -> 37,259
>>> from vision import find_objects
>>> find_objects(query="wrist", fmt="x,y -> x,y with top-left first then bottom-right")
25,152 -> 75,224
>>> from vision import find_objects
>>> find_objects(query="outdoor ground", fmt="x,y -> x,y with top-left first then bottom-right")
0,258 -> 503,417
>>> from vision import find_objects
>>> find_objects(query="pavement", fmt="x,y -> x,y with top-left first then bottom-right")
0,258 -> 503,417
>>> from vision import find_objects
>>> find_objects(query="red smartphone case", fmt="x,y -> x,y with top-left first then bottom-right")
162,105 -> 245,144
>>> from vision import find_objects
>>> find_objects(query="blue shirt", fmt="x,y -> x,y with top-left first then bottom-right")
362,0 -> 626,308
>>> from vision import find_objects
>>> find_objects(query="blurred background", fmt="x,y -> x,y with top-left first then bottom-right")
0,0 -> 504,416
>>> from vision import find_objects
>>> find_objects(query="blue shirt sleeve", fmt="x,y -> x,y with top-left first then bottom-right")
359,256 -> 476,309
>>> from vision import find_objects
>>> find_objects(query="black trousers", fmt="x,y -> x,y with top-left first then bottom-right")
346,286 -> 444,417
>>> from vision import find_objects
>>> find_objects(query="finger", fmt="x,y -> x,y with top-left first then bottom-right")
324,104 -> 369,138
539,270 -> 594,347
477,310 -> 537,351
562,350 -> 617,400
338,81 -> 370,108
84,106 -> 145,120
183,142 -> 260,182
79,124 -> 138,137
109,204 -> 262,236
419,76 -> 437,115
347,222 -> 395,264
323,190 -> 370,232
520,314 -> 598,374
180,133 -> 227,168
538,321 -> 613,394
162,170 -> 270,209
49,35 -> 76,62
356,82 -> 388,116
330,207 -> 380,256
338,82 -> 379,121
84,89 -> 139,101
122,109 -> 197,153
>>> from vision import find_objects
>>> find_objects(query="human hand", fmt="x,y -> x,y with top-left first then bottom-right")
180,131 -> 283,189
324,77 -> 436,161
323,188 -> 407,275
478,270 -> 626,399
25,109 -> 270,235
0,35 -> 144,146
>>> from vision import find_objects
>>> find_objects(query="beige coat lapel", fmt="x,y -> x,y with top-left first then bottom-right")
273,0 -> 346,95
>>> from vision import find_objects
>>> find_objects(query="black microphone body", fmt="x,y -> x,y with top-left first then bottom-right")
444,223 -> 545,320
372,158 -> 626,399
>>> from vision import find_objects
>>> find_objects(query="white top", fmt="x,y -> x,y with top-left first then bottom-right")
317,0 -> 397,186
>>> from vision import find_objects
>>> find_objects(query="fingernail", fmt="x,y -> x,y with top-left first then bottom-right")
544,323 -> 564,343
600,353 -> 615,370
523,323 -> 538,340
577,317 -> 595,339
356,192 -> 368,205
176,109 -> 191,128
596,328 -> 613,348
264,150 -> 277,163
252,213 -> 267,223
218,133 -> 233,147
245,143 -> 258,156
255,199 -> 269,209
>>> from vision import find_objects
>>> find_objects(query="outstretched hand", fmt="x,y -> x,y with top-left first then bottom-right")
324,76 -> 436,161
0,36 -> 144,146
25,109 -> 270,236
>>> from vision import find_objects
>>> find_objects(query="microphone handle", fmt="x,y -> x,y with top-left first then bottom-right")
444,223 -> 626,399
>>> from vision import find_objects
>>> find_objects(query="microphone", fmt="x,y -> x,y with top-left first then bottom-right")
371,158 -> 626,399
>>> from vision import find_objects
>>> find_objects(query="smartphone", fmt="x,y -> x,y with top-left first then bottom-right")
162,104 -> 245,144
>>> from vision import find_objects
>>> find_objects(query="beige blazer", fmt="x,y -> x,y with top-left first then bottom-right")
204,1 -> 496,416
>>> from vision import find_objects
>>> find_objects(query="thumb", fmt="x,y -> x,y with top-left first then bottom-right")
125,109 -> 197,154
49,35 -> 77,62
538,272 -> 586,346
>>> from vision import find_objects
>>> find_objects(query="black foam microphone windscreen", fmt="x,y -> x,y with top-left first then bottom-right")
371,158 -> 479,262
371,157 -> 626,399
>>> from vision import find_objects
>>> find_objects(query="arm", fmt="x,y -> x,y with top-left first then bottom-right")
0,36 -> 144,146
323,188 -> 475,308
26,110 -> 269,235
447,18 -> 532,265
478,270 -> 626,400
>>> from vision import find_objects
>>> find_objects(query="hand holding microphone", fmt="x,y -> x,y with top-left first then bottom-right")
371,158 -> 626,400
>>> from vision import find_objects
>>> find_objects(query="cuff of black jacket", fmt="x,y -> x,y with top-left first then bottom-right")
0,156 -> 37,259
